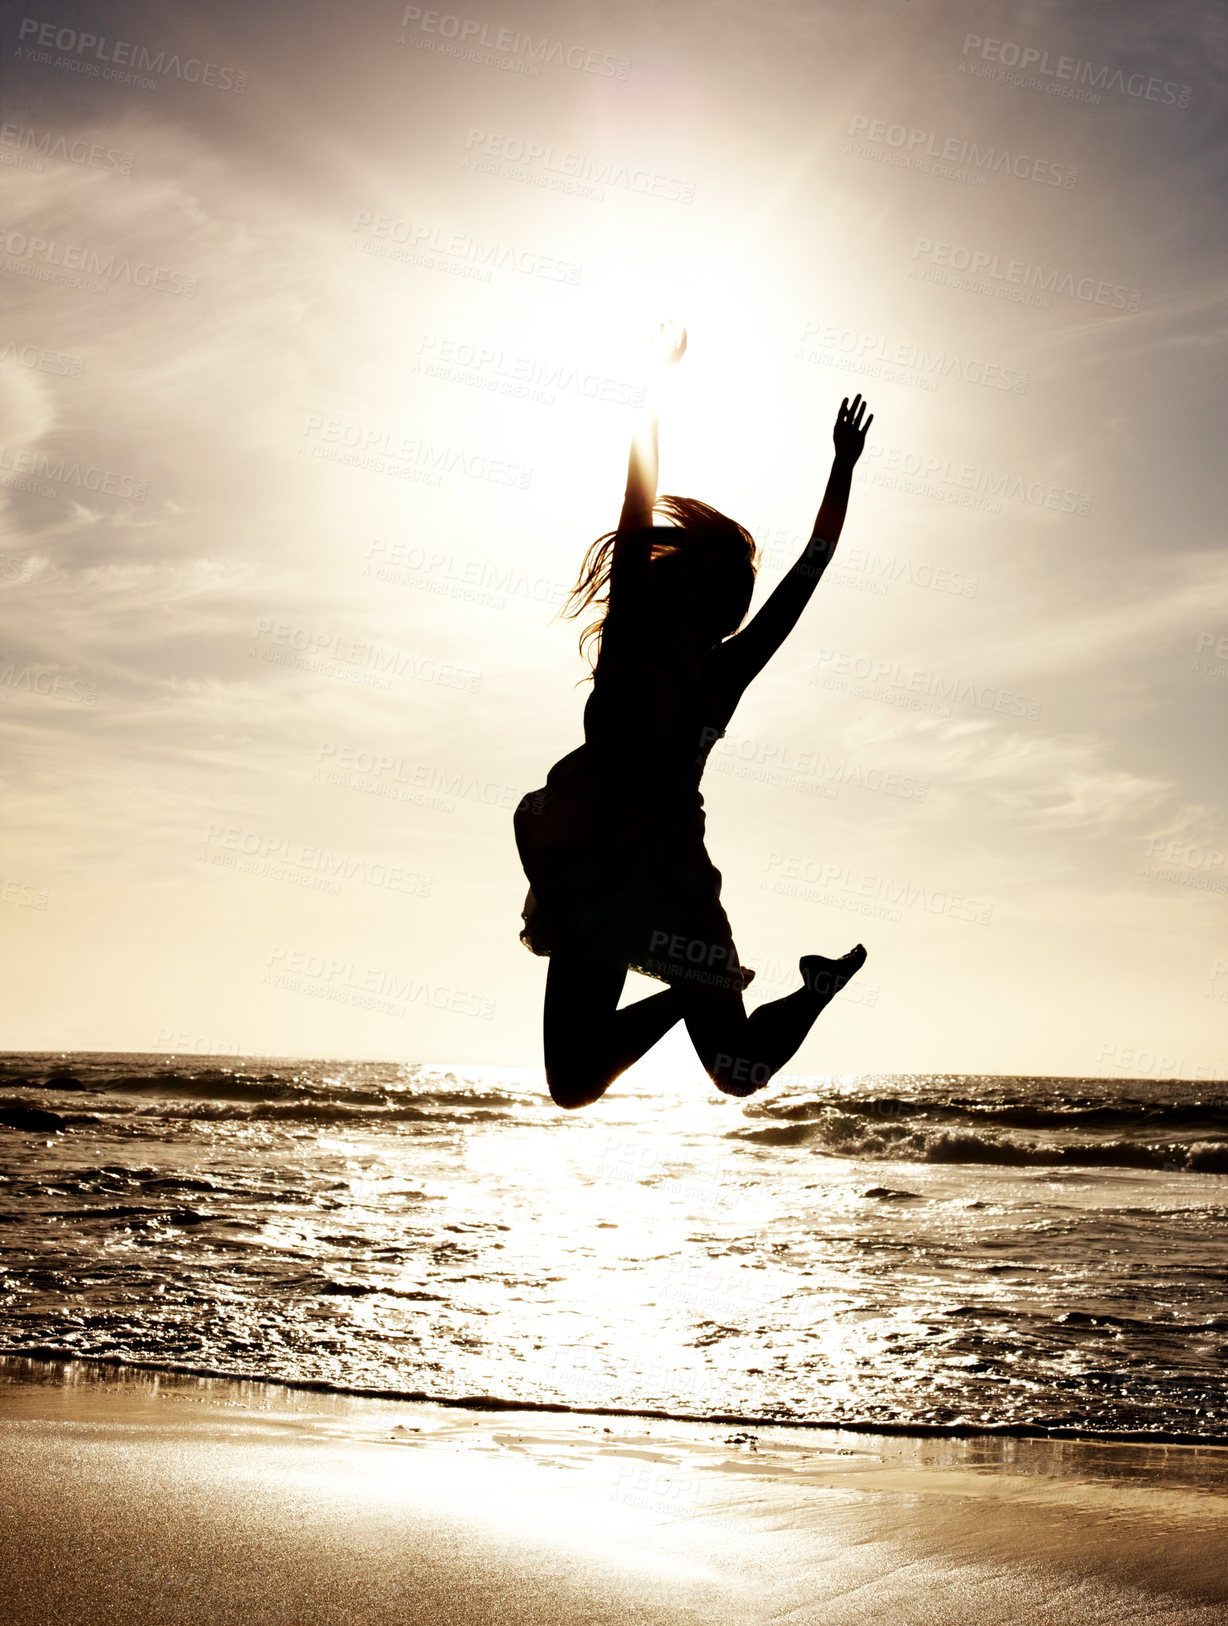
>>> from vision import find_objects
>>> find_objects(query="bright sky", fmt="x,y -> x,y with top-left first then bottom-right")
1,0 -> 1225,1080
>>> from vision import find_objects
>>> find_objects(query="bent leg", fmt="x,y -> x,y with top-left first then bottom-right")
675,947 -> 867,1096
543,955 -> 684,1110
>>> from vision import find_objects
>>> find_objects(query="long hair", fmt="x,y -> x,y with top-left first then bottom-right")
560,496 -> 758,679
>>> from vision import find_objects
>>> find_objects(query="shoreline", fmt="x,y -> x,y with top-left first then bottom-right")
4,1347 -> 1224,1449
4,1354 -> 1227,1626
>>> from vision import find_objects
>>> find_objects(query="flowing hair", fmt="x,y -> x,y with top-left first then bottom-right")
560,496 -> 758,679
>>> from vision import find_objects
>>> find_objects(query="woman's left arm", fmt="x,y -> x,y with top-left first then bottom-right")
608,324 -> 687,623
721,395 -> 872,686
615,321 -> 686,532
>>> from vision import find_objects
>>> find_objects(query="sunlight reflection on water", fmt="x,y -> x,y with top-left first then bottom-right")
0,1049 -> 1224,1439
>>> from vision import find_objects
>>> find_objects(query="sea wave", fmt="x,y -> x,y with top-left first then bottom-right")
0,1058 -> 533,1130
730,1112 -> 1228,1171
3,1054 -> 1225,1445
143,1101 -> 514,1127
748,1090 -> 1228,1136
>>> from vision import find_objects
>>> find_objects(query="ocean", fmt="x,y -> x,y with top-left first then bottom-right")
1,1051 -> 1224,1442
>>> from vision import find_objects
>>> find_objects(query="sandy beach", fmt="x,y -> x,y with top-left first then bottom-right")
2,1358 -> 1225,1625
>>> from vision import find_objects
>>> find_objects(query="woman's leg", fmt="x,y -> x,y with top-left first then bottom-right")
674,946 -> 867,1096
543,954 -> 685,1109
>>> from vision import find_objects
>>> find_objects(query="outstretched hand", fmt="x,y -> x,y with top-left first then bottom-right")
648,319 -> 687,369
833,394 -> 873,465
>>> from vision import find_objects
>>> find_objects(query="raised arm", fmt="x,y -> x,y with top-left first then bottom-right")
721,394 -> 872,687
608,323 -> 687,620
616,322 -> 686,526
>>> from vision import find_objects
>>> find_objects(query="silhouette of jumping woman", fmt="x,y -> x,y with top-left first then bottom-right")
515,324 -> 873,1108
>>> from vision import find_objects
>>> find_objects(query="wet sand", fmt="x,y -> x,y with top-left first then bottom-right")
2,1358 -> 1226,1625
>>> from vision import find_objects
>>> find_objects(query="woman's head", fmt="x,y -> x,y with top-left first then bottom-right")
562,496 -> 758,676
648,497 -> 757,643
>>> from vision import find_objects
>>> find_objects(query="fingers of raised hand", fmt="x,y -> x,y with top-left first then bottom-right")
655,318 -> 687,364
837,394 -> 871,434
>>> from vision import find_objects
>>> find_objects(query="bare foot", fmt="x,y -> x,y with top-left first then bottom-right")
715,1075 -> 765,1099
799,944 -> 867,998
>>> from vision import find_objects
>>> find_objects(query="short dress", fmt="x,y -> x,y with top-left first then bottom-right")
514,544 -> 756,997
